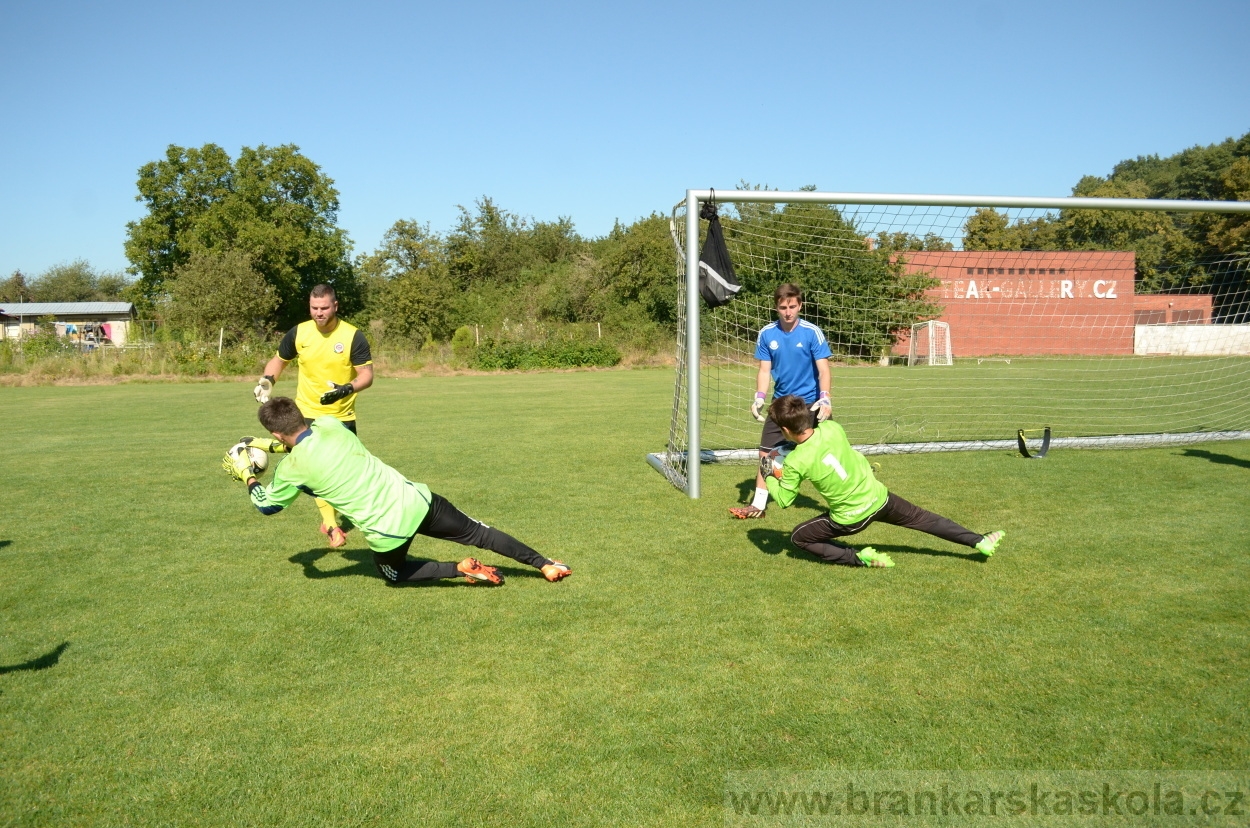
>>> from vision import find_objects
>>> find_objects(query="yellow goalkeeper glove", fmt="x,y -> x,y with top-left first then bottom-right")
238,435 -> 287,454
222,443 -> 256,482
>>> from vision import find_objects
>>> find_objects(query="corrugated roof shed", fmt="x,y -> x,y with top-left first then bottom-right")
0,302 -> 134,316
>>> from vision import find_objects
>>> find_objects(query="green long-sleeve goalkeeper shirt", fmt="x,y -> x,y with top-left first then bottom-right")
247,416 -> 432,552
765,421 -> 888,524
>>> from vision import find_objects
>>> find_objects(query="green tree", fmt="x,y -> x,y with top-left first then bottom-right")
445,197 -> 584,289
26,260 -> 131,302
1208,156 -> 1250,254
124,143 -> 358,330
874,231 -> 954,252
961,131 -> 1250,291
164,249 -> 279,342
593,214 -> 679,324
725,201 -> 940,358
1,271 -> 31,303
357,220 -> 457,342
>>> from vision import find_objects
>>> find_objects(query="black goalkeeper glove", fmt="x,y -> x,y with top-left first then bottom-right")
320,382 -> 354,406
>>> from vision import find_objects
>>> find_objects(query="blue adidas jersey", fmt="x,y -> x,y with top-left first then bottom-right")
753,319 -> 832,403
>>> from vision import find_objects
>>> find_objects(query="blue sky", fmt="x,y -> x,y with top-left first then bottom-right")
1,0 -> 1247,278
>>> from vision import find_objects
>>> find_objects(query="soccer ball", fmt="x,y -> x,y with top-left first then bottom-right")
229,443 -> 268,475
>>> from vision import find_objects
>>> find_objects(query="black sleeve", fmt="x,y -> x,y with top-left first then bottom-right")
350,329 -> 372,366
277,327 -> 299,361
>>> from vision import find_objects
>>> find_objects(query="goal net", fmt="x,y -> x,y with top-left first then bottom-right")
652,191 -> 1250,496
908,321 -> 952,367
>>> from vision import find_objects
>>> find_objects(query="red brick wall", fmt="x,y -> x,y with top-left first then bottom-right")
895,251 -> 1142,356
1131,293 -> 1213,325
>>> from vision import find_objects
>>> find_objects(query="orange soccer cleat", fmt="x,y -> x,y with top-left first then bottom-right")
728,505 -> 767,519
457,557 -> 504,585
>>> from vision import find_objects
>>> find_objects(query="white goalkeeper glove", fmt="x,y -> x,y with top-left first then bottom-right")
253,375 -> 275,404
750,392 -> 767,423
811,391 -> 831,422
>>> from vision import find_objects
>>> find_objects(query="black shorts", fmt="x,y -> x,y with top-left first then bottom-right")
758,408 -> 817,451
304,417 -> 357,434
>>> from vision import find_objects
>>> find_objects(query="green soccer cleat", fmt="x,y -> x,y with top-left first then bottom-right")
856,547 -> 895,568
975,530 -> 1005,557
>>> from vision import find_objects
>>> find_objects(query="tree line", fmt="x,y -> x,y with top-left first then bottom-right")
963,131 -> 1250,294
113,143 -> 676,350
7,132 -> 1247,349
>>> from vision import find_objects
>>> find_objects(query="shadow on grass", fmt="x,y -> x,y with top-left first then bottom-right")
745,529 -> 986,566
869,543 -> 988,563
0,539 -> 11,550
0,642 -> 69,676
289,548 -> 545,586
1180,448 -> 1250,470
746,527 -> 791,556
290,548 -> 376,579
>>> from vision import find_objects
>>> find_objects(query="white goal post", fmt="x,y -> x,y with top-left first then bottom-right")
908,321 -> 952,367
650,189 -> 1250,497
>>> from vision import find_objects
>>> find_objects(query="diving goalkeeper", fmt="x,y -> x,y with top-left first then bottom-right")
762,395 -> 1004,568
226,397 -> 572,586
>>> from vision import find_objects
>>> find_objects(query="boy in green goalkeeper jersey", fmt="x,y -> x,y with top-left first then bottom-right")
762,395 -> 1004,568
227,397 -> 572,586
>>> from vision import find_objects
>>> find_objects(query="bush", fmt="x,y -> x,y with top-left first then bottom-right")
470,339 -> 620,370
21,326 -> 74,360
450,325 -> 476,364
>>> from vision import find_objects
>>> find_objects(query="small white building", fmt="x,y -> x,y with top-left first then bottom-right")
0,302 -> 136,347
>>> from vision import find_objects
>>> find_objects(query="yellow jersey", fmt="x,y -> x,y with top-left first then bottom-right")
276,319 -> 372,421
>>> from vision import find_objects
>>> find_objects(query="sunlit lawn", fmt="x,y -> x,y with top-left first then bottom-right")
1,369 -> 1247,826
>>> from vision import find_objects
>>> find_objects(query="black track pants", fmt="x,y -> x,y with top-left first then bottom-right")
371,493 -> 549,583
789,491 -> 983,567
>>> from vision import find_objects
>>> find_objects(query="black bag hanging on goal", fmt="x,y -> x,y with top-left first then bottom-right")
698,200 -> 741,308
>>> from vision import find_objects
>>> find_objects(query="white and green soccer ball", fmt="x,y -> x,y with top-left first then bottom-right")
229,443 -> 269,475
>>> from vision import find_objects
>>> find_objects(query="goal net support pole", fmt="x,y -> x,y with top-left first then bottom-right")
653,189 -> 1250,497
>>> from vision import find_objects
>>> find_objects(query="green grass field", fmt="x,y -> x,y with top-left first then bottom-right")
2,369 -> 1248,826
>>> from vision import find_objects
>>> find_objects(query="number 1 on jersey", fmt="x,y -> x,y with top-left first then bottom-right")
822,453 -> 848,481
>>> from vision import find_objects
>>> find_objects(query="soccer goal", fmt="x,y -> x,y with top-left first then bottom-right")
908,320 -> 952,367
649,190 -> 1250,496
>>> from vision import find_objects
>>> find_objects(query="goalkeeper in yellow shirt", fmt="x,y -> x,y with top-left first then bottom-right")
252,284 -> 373,548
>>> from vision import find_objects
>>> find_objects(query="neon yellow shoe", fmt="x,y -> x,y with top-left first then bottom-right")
856,547 -> 895,568
975,530 -> 1005,557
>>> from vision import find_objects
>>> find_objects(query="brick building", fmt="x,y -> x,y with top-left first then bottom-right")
894,251 -> 1213,357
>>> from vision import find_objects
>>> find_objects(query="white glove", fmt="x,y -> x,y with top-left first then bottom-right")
811,391 -> 831,422
253,375 -> 274,403
750,392 -> 767,423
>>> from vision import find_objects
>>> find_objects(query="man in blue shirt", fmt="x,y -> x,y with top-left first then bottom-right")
730,283 -> 833,519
